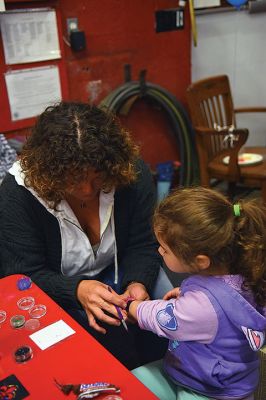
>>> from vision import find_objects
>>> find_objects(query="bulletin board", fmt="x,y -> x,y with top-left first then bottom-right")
0,2 -> 69,135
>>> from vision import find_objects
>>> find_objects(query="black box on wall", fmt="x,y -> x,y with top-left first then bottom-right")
70,31 -> 86,51
155,8 -> 184,33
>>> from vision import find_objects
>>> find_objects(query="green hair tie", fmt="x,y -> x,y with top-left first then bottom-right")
233,204 -> 241,217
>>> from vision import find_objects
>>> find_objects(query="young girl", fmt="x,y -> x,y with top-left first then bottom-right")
128,187 -> 266,400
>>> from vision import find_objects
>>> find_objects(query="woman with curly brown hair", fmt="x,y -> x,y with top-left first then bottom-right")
128,187 -> 266,400
0,101 -> 170,369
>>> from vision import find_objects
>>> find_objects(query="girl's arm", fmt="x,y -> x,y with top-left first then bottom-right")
127,299 -> 142,321
127,287 -> 181,321
127,293 -> 218,343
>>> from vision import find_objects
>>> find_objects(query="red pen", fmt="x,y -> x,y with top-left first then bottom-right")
107,286 -> 128,332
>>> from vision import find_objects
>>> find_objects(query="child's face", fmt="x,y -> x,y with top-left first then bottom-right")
157,236 -> 191,273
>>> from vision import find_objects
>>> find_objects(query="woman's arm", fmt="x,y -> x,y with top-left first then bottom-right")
115,159 -> 161,296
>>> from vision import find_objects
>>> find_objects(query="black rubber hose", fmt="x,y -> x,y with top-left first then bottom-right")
100,80 -> 198,186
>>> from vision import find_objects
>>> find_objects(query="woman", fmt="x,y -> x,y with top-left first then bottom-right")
0,102 -> 170,368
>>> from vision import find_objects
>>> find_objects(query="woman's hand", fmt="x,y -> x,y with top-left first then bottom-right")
77,280 -> 127,334
163,287 -> 181,300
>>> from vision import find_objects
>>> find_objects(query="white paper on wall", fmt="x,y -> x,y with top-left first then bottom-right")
5,65 -> 62,121
0,0 -> 6,12
0,8 -> 61,64
194,0 -> 221,8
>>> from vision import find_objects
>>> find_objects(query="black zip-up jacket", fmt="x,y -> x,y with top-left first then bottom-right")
0,159 -> 160,310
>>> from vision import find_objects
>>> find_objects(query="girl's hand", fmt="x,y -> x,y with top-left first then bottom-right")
77,280 -> 127,334
122,282 -> 149,324
123,282 -> 150,301
163,287 -> 181,300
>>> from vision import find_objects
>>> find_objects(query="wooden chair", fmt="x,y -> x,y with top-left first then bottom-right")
186,75 -> 266,202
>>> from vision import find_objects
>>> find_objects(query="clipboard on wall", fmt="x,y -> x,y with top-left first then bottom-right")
0,6 -> 69,134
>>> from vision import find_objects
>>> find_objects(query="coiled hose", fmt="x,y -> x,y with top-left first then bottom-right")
100,79 -> 198,186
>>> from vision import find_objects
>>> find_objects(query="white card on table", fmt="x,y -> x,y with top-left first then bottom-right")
29,319 -> 75,350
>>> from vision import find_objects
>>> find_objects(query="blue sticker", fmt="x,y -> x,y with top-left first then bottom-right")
156,303 -> 178,331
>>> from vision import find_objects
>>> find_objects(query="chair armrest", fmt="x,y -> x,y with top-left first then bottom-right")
195,126 -> 219,135
195,126 -> 248,139
234,107 -> 266,114
195,127 -> 249,181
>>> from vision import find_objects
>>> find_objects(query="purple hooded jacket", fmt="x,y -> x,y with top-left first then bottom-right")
163,275 -> 266,399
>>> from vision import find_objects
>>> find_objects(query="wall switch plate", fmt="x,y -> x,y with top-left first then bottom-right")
155,8 -> 184,33
67,18 -> 78,36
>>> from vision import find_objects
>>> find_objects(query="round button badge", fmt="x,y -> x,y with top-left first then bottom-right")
10,315 -> 25,329
17,277 -> 32,291
14,345 -> 33,363
29,304 -> 46,319
0,310 -> 7,324
17,296 -> 35,311
25,319 -> 40,331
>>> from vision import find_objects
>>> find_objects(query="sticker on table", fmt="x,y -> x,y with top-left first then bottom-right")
0,374 -> 29,399
223,153 -> 263,166
29,319 -> 75,350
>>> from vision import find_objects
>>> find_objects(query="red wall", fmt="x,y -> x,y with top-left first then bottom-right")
2,0 -> 191,170
59,0 -> 191,170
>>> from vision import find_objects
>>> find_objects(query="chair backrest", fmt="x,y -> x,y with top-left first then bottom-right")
186,75 -> 248,187
186,74 -> 235,128
186,75 -> 266,201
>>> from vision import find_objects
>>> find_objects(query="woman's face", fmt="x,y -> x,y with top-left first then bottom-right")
66,170 -> 105,202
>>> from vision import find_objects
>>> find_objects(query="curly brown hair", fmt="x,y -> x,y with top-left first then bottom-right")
153,187 -> 266,307
20,102 -> 139,208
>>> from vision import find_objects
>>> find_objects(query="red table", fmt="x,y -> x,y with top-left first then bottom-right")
0,274 -> 158,399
